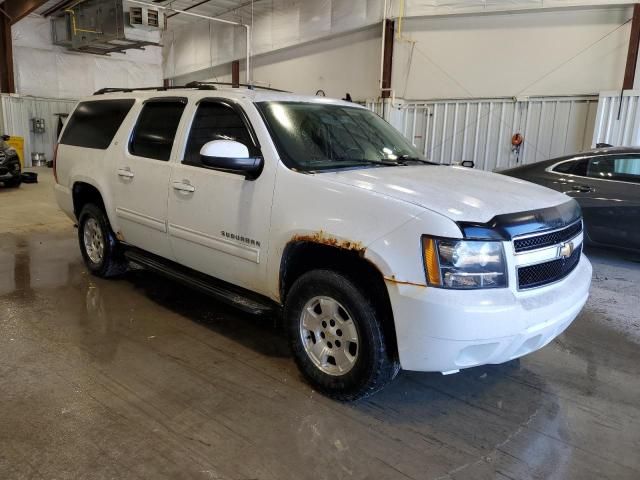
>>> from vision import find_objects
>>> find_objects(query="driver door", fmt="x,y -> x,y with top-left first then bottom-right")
167,99 -> 276,295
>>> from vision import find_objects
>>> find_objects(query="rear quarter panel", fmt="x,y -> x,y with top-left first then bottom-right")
55,98 -> 141,230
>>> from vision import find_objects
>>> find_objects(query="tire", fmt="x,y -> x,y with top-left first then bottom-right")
4,176 -> 21,187
285,269 -> 399,401
78,204 -> 127,278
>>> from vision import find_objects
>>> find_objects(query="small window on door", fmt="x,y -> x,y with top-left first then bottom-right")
588,156 -> 640,184
130,99 -> 187,161
553,159 -> 588,176
553,161 -> 576,174
184,101 -> 258,166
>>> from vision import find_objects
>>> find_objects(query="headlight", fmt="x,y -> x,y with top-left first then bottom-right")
422,236 -> 507,289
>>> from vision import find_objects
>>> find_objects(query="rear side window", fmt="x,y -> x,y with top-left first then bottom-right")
129,99 -> 187,161
60,99 -> 135,149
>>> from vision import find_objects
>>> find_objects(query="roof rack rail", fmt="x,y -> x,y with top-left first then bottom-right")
93,80 -> 289,96
93,84 -> 218,95
184,81 -> 290,93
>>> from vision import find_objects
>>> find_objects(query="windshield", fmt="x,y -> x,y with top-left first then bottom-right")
257,101 -> 430,172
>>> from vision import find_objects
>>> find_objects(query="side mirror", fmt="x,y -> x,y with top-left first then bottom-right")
199,140 -> 263,180
461,160 -> 475,168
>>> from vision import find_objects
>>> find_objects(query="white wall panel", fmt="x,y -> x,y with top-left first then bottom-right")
13,16 -> 162,98
272,0 -> 301,49
592,90 -> 640,147
164,0 -> 374,79
173,26 -> 382,100
392,7 -> 633,99
401,0 -> 636,17
1,95 -> 77,167
367,95 -> 598,171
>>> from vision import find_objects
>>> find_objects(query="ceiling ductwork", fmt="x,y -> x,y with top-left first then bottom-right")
50,0 -> 162,55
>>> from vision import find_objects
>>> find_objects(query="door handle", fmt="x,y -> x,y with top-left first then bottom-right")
117,168 -> 134,178
172,181 -> 195,193
571,184 -> 593,193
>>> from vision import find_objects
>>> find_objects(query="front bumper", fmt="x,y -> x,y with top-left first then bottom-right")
387,255 -> 592,372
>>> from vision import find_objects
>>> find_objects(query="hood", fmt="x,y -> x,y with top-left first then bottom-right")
320,165 -> 570,223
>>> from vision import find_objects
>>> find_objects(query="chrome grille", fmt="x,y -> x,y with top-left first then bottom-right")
518,244 -> 582,290
513,220 -> 582,253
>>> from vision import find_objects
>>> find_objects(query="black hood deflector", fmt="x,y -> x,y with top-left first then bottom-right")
457,199 -> 581,241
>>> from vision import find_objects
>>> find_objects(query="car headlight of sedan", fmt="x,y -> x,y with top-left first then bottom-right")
422,236 -> 507,289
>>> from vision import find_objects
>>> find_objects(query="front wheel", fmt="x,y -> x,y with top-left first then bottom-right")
78,204 -> 127,278
4,176 -> 21,188
285,270 -> 398,401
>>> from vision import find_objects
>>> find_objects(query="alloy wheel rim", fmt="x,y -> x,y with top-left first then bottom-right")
83,218 -> 105,265
299,296 -> 359,376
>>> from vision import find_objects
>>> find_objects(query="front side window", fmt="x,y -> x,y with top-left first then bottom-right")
587,156 -> 640,183
184,101 -> 258,166
257,101 -> 431,172
129,99 -> 187,161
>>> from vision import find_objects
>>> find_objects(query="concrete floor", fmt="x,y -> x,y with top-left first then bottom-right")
1,170 -> 639,480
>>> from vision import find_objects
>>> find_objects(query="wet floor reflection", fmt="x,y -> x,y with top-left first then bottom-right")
1,230 -> 639,479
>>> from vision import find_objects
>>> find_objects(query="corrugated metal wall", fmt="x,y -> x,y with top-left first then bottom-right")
592,90 -> 640,147
367,95 -> 599,171
0,94 -> 77,167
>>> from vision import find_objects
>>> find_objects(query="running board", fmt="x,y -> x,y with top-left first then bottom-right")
124,249 -> 275,316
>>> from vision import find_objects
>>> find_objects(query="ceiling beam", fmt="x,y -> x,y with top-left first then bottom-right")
40,0 -> 76,18
1,0 -> 50,24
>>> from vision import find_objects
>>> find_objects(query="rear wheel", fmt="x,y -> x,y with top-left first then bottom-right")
78,204 -> 127,278
285,269 -> 398,401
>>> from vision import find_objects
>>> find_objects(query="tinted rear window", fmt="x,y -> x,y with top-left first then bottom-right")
60,99 -> 135,149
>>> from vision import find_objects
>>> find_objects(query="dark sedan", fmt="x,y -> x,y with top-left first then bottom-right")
500,146 -> 640,252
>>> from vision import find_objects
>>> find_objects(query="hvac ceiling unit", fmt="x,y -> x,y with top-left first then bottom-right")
51,0 -> 163,55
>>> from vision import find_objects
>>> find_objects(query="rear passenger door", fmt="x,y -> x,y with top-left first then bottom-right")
113,97 -> 187,259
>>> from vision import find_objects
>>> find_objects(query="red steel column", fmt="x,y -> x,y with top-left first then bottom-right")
623,3 -> 640,90
0,10 -> 14,93
231,60 -> 240,88
381,19 -> 394,99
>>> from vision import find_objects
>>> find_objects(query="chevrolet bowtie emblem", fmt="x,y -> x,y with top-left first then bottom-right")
559,241 -> 575,259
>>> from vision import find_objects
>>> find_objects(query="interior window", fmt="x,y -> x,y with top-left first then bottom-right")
129,99 -> 186,161
588,156 -> 640,183
184,102 -> 257,166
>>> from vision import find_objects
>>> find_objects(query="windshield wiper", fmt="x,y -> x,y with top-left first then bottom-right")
398,155 -> 435,165
340,159 -> 402,167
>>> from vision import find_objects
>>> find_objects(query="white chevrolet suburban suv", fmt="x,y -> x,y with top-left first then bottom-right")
54,84 -> 592,400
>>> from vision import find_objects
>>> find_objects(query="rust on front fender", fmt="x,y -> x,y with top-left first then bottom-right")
290,231 -> 366,255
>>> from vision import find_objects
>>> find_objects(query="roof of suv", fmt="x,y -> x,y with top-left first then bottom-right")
88,86 -> 362,108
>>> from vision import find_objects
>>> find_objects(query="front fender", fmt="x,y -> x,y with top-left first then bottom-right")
365,208 -> 462,286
